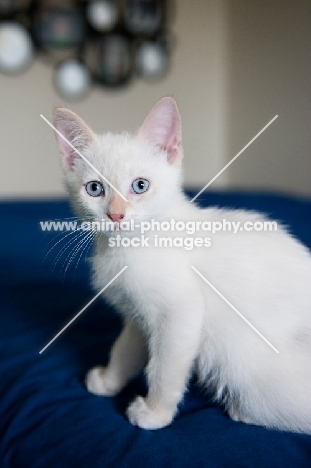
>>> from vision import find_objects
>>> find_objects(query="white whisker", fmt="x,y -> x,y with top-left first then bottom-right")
63,230 -> 95,275
51,230 -> 87,273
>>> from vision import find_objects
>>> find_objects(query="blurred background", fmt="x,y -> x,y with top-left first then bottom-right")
0,0 -> 310,199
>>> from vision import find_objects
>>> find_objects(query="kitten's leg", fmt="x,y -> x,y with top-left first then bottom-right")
126,302 -> 204,430
86,318 -> 147,396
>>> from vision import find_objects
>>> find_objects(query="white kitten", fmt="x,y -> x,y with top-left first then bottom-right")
53,98 -> 311,432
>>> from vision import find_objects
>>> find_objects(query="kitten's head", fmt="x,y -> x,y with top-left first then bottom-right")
53,97 -> 183,226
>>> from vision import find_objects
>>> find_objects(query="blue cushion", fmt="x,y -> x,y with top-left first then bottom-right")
1,191 -> 311,467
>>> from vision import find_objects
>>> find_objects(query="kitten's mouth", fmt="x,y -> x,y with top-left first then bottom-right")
103,217 -> 131,233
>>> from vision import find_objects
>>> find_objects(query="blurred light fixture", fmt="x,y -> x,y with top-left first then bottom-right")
0,21 -> 33,73
135,41 -> 168,80
54,59 -> 91,100
86,0 -> 118,32
98,34 -> 132,86
124,0 -> 162,35
34,7 -> 86,49
0,0 -> 173,100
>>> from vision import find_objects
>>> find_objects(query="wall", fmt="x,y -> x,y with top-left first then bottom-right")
227,0 -> 311,196
0,0 -> 229,198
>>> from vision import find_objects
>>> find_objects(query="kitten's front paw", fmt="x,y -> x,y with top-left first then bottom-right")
126,396 -> 173,430
85,366 -> 121,396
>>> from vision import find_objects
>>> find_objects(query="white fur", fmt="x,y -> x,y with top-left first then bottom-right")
54,98 -> 311,432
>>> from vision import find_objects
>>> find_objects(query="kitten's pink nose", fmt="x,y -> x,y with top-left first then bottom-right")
107,212 -> 124,222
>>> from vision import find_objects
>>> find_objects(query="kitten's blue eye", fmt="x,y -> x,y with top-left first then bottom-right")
85,181 -> 104,197
131,178 -> 150,194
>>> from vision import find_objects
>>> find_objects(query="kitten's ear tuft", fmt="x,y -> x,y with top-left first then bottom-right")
53,108 -> 96,172
137,97 -> 182,164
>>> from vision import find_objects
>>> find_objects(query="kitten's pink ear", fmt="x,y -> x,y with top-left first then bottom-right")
137,97 -> 182,164
53,108 -> 96,172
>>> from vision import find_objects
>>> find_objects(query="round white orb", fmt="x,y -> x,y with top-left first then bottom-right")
136,42 -> 168,80
87,0 -> 118,32
55,60 -> 91,100
0,22 -> 33,73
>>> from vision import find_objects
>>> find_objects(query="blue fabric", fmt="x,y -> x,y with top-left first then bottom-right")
1,191 -> 311,467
